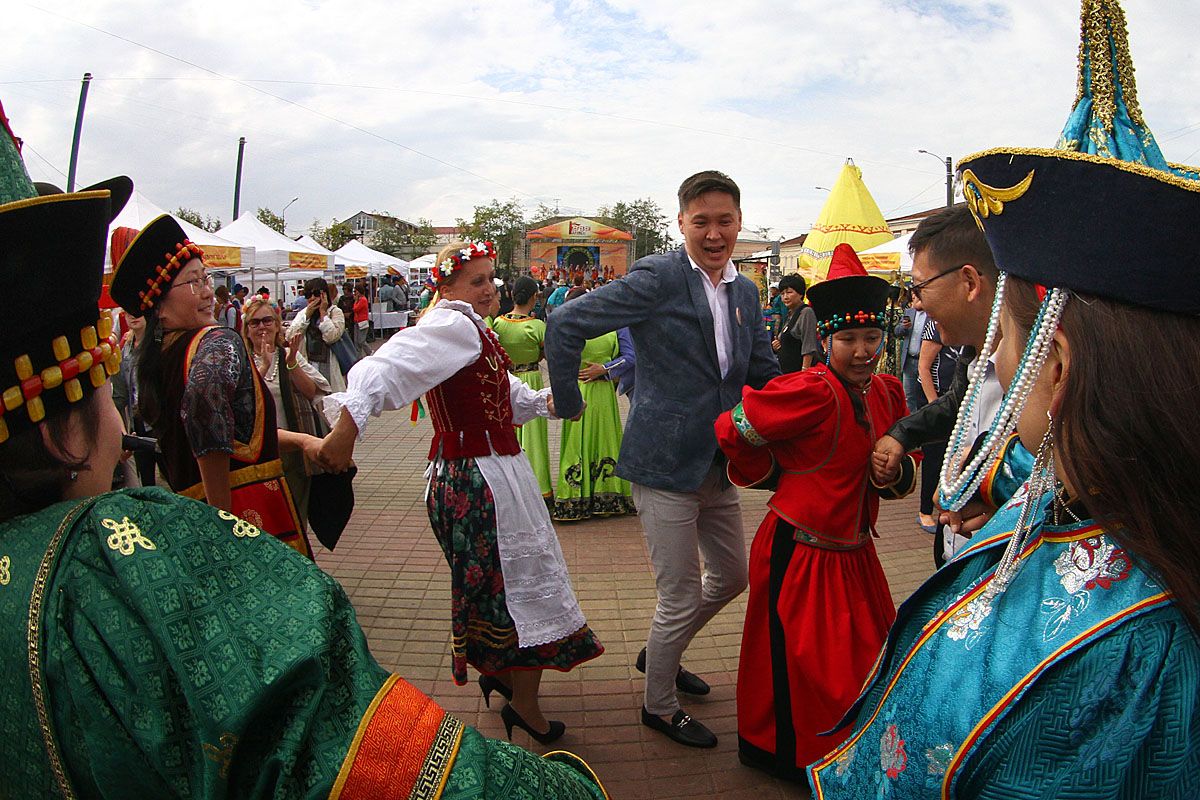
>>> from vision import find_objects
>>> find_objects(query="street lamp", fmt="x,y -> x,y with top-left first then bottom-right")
918,150 -> 954,207
815,186 -> 830,192
281,196 -> 299,234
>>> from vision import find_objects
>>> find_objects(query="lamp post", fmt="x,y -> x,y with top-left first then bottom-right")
232,137 -> 246,220
66,73 -> 92,192
281,196 -> 299,235
918,149 -> 954,207
815,186 -> 830,192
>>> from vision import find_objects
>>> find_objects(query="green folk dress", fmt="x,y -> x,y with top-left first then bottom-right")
0,488 -> 608,799
492,313 -> 552,499
552,332 -> 636,522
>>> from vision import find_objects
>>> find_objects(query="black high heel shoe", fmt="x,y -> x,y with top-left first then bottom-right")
500,704 -> 565,745
478,674 -> 513,708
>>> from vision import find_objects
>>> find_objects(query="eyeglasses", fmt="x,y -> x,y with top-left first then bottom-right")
909,263 -> 966,302
246,316 -> 276,328
172,273 -> 215,294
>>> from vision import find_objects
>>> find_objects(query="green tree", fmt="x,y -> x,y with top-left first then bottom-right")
309,219 -> 356,251
366,213 -> 414,259
596,198 -> 674,259
406,217 -> 438,254
456,198 -> 527,278
256,206 -> 285,234
529,202 -> 560,228
175,207 -> 221,232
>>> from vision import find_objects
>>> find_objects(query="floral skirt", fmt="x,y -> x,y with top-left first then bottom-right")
552,380 -> 636,522
427,457 -> 603,685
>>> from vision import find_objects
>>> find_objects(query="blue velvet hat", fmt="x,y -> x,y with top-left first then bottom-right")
957,0 -> 1200,314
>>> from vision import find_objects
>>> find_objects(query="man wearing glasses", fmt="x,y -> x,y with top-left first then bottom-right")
870,203 -> 1002,566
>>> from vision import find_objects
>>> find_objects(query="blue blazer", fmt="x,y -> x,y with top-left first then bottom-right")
547,247 -> 779,492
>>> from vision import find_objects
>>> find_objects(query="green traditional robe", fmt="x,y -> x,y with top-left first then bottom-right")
0,488 -> 607,799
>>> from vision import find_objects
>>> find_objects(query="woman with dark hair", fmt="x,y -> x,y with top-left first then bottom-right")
111,214 -> 317,558
319,242 -> 603,745
771,273 -> 820,373
714,244 -> 918,782
492,275 -> 552,499
0,114 -> 608,799
551,286 -> 637,521
811,6 -> 1200,795
285,276 -> 347,393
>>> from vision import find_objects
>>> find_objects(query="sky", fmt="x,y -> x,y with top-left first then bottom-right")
5,0 -> 1199,240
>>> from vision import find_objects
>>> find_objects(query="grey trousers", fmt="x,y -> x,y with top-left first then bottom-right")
632,464 -> 749,716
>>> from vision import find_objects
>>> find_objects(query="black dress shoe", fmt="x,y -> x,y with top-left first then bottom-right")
635,647 -> 711,695
641,706 -> 718,748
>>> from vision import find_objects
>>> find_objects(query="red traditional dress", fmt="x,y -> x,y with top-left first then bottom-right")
715,365 -> 916,781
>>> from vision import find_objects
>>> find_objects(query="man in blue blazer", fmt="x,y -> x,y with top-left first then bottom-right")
547,171 -> 779,748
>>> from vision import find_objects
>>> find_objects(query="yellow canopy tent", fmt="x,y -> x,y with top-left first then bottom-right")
798,159 -> 894,283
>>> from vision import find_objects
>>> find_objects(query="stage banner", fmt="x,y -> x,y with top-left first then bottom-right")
203,245 -> 242,269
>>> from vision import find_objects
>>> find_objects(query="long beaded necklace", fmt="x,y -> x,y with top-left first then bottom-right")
937,273 -> 1071,512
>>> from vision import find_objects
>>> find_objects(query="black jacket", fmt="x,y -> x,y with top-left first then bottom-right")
886,346 -> 976,449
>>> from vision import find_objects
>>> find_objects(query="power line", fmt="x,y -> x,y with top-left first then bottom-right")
23,3 -> 542,200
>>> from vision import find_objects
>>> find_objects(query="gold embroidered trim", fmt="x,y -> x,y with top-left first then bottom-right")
959,147 -> 1200,194
1074,0 -> 1142,131
29,499 -> 91,800
179,459 -> 286,501
202,732 -> 238,779
411,715 -> 464,800
0,555 -> 10,586
217,509 -> 262,539
961,168 -> 1035,231
731,402 -> 767,447
101,517 -> 156,556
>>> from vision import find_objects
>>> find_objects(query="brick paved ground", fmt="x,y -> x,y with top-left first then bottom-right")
315,364 -> 935,799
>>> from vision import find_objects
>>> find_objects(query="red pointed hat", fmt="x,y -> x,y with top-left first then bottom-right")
826,243 -> 869,280
806,243 -> 892,337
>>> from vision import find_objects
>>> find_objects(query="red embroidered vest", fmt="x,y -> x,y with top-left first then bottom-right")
424,323 -> 521,460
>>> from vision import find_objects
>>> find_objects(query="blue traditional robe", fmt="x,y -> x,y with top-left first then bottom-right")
808,442 -> 1200,799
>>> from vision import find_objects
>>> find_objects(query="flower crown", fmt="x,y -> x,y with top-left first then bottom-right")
433,241 -> 497,286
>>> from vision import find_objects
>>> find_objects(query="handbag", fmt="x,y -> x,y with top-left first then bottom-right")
331,328 -> 360,374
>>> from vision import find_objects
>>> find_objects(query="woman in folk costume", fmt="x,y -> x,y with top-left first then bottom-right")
714,243 -> 917,781
0,110 -> 608,799
319,242 -> 603,745
110,215 -> 316,558
551,288 -> 637,522
492,275 -> 552,500
809,3 -> 1200,797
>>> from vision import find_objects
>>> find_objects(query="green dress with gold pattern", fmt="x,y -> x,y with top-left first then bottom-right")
492,313 -> 552,499
0,488 -> 607,799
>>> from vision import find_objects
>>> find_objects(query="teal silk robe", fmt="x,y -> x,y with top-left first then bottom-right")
808,442 -> 1200,799
0,488 -> 607,799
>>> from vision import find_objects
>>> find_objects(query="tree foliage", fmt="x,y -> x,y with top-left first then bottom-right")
309,219 -> 356,251
455,198 -> 527,277
255,206 -> 285,234
407,217 -> 439,254
595,198 -> 674,259
175,207 -> 221,233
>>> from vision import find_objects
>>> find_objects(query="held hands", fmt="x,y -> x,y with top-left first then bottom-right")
578,362 -> 607,382
546,395 -> 585,421
871,434 -> 905,486
317,409 -> 358,473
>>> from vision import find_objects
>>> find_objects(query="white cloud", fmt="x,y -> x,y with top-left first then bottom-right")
5,0 -> 1198,235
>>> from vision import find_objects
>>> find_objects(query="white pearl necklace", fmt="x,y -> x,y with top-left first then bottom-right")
938,273 -> 1071,511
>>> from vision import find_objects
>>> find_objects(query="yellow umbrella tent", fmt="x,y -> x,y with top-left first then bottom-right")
798,159 -> 894,283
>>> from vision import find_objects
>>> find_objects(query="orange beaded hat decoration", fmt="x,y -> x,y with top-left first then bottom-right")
0,98 -> 130,445
110,214 -> 206,316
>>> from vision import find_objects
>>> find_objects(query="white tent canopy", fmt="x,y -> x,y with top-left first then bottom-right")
107,191 -> 253,271
860,232 -> 914,273
293,234 -> 336,257
335,240 -> 409,276
217,216 -> 332,300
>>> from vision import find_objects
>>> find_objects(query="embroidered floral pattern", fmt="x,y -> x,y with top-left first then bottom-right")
834,743 -> 857,778
945,590 -> 994,647
923,742 -> 954,789
0,554 -> 10,586
879,723 -> 908,780
1054,535 -> 1131,594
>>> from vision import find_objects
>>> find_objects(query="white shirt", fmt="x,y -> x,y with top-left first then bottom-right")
946,353 -> 1004,559
321,301 -> 586,647
687,254 -> 738,378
